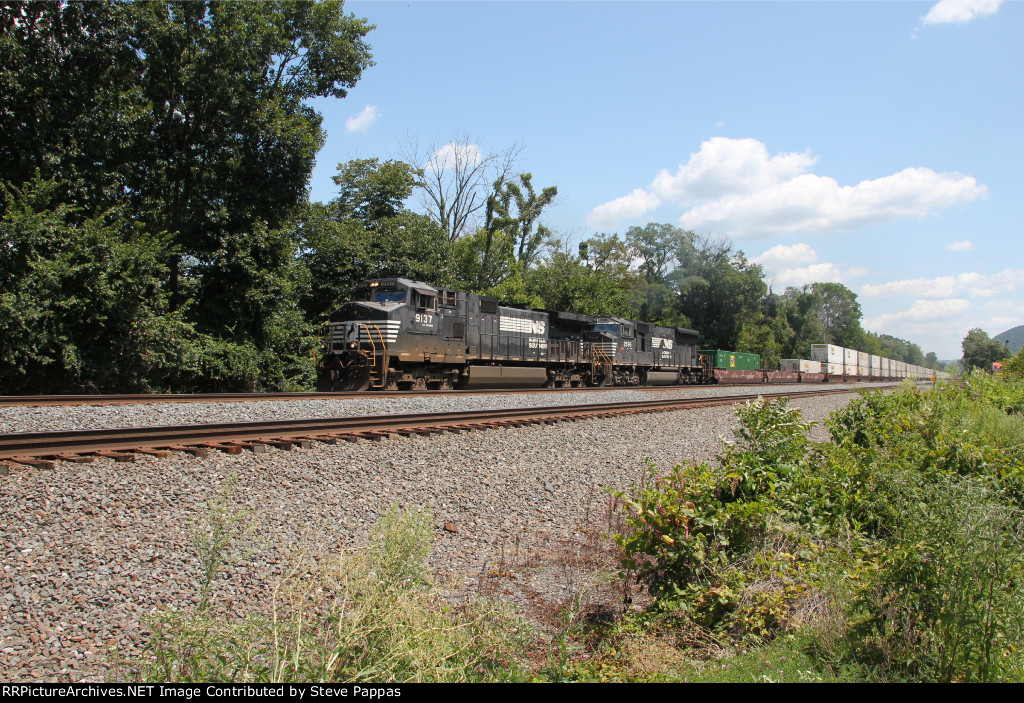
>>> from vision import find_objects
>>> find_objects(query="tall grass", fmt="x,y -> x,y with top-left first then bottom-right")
139,503 -> 531,682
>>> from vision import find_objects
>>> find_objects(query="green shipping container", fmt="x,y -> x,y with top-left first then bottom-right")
698,349 -> 761,371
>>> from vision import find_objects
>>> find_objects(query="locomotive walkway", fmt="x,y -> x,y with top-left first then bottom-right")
0,387 -> 875,471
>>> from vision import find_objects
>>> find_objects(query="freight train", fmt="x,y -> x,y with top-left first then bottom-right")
316,278 -> 944,391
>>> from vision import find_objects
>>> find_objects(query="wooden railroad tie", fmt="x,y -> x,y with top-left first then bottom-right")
168,445 -> 210,458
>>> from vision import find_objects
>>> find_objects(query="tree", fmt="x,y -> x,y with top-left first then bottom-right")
776,287 -> 824,360
812,282 -> 863,347
672,231 -> 767,349
962,328 -> 1009,371
0,1 -> 145,216
404,133 -> 520,242
453,172 -> 557,291
0,178 -> 188,393
331,158 -> 418,226
526,249 -> 632,316
0,1 -> 376,391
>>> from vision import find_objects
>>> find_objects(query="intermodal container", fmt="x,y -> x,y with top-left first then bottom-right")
781,359 -> 822,373
844,348 -> 858,366
699,350 -> 761,371
811,344 -> 844,365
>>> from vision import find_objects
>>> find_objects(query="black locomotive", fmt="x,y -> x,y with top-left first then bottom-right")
317,277 -> 704,391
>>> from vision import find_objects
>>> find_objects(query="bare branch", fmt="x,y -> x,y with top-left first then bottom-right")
401,132 -> 522,242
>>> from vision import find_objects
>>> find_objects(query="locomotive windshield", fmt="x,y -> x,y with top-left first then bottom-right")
354,287 -> 406,304
592,324 -> 620,334
372,290 -> 406,303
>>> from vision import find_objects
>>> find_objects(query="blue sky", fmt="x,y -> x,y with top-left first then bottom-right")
306,0 -> 1022,360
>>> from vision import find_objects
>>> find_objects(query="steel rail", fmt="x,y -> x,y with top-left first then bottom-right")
0,388 -> 861,462
0,382 -> 899,407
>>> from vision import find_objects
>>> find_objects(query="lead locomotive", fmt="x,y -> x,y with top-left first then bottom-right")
317,278 -> 704,391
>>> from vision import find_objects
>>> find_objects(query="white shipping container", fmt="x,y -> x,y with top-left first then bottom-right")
781,359 -> 822,373
858,351 -> 869,367
871,355 -> 881,370
859,364 -> 870,377
811,344 -> 844,364
826,362 -> 844,375
844,348 -> 858,365
845,363 -> 858,376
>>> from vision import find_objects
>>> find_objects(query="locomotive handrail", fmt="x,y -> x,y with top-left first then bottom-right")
359,323 -> 388,389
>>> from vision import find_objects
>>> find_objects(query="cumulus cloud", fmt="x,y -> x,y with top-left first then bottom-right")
923,0 -> 1002,25
650,137 -> 816,206
752,242 -> 819,269
866,298 -> 972,328
345,104 -> 379,133
751,243 -> 866,289
768,263 -> 868,289
423,142 -> 483,173
587,189 -> 661,229
589,138 -> 987,236
676,167 -> 987,238
945,240 -> 974,251
861,269 -> 1024,299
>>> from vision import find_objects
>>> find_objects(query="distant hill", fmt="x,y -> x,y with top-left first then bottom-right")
992,325 -> 1024,355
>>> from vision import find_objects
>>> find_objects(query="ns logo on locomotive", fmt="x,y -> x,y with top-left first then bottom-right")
317,278 -> 704,391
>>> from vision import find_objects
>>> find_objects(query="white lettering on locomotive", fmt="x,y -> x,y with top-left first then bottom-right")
414,313 -> 433,325
499,316 -> 546,335
652,337 -> 674,350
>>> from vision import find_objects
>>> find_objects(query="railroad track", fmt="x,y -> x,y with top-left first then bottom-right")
0,381 -> 896,407
0,387 -> 866,472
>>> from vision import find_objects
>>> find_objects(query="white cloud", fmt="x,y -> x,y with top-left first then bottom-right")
423,142 -> 483,173
589,138 -> 988,236
768,263 -> 868,289
677,167 -> 987,238
923,0 -> 1002,25
752,243 -> 867,288
862,268 -> 1024,299
866,298 -> 972,328
587,189 -> 661,229
945,240 -> 974,251
345,104 -> 379,133
650,137 -> 816,206
752,242 -> 819,268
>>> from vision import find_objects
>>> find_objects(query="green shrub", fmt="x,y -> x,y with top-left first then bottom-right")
845,476 -> 1024,682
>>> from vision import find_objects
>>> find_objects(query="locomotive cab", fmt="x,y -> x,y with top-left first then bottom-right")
318,279 -> 419,391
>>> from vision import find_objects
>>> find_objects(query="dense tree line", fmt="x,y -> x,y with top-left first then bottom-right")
1,1 -> 944,393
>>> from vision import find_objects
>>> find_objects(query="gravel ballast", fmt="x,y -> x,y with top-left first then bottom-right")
0,383 -> 893,434
0,390 -> 870,682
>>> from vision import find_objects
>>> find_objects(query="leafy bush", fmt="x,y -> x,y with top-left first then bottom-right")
609,398 -> 822,639
845,476 -> 1024,682
608,381 -> 1024,681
